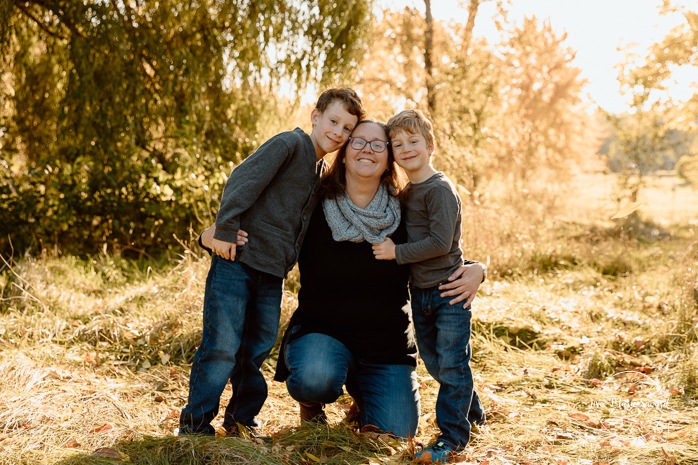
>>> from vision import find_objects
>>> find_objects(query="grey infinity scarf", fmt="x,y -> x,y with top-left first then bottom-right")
322,184 -> 401,243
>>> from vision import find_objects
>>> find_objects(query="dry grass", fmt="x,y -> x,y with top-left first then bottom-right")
1,172 -> 697,465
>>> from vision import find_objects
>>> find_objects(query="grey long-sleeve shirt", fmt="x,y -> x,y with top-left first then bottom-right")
394,173 -> 464,288
214,128 -> 326,278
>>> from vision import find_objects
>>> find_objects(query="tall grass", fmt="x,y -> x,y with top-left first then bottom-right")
1,172 -> 697,464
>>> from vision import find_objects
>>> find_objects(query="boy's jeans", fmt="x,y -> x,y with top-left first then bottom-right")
179,257 -> 282,435
410,285 -> 486,449
284,332 -> 420,438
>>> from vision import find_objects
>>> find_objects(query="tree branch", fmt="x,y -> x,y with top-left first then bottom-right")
14,2 -> 68,40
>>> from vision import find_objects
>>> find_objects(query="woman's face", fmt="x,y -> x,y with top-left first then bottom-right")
343,122 -> 390,183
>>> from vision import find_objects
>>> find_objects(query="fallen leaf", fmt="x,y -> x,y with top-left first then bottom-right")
669,388 -> 682,396
611,201 -> 644,219
661,447 -> 677,465
665,430 -> 687,440
569,413 -> 590,422
64,439 -> 81,448
89,423 -> 113,434
305,452 -> 321,462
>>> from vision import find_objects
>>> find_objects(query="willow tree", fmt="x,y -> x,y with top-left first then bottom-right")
0,0 -> 371,254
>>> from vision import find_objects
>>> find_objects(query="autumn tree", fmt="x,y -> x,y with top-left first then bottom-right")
605,2 -> 697,197
492,17 -> 595,185
0,0 -> 371,255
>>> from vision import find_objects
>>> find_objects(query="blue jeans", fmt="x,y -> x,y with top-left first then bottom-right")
411,285 -> 485,449
284,332 -> 420,438
179,257 -> 282,435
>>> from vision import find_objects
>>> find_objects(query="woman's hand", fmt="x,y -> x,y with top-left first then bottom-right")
438,262 -> 485,308
212,238 -> 237,260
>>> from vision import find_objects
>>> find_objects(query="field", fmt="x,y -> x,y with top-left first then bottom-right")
0,172 -> 697,465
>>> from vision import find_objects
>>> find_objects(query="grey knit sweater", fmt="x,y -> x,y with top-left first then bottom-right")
214,128 -> 325,278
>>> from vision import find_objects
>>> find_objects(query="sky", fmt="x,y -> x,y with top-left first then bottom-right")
382,0 -> 697,114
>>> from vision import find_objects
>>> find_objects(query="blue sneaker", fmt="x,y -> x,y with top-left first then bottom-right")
414,441 -> 454,464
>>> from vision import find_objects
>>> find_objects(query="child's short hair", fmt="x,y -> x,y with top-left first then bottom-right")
387,109 -> 435,148
316,88 -> 366,120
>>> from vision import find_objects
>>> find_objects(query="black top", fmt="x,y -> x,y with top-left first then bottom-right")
275,205 -> 417,381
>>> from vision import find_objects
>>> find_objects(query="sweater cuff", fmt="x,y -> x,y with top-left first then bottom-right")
214,222 -> 240,243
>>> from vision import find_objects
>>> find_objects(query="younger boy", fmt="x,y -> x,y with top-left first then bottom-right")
179,88 -> 364,436
373,110 -> 485,463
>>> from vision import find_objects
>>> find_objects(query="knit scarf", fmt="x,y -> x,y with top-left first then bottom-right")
322,183 -> 401,243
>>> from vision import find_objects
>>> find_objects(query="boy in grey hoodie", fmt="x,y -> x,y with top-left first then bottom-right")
179,88 -> 365,436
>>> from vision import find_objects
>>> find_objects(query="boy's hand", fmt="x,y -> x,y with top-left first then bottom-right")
212,238 -> 237,261
372,238 -> 396,260
438,263 -> 485,308
200,225 -> 248,251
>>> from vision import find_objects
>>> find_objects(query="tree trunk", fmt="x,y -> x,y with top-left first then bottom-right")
424,0 -> 435,114
462,0 -> 481,62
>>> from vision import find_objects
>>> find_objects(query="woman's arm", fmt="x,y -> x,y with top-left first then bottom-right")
437,262 -> 486,308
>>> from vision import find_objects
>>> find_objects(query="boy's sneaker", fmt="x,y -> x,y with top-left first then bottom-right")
299,402 -> 327,424
414,441 -> 454,464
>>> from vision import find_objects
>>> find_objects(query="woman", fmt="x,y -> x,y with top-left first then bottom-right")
273,120 -> 485,438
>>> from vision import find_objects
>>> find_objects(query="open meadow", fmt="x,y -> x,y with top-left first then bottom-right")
1,171 -> 697,465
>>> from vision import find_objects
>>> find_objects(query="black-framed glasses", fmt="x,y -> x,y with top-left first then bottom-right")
349,137 -> 389,153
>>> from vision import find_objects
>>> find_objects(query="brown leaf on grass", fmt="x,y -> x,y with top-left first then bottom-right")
668,388 -> 682,396
305,451 -> 322,462
661,447 -> 678,465
64,439 -> 81,448
665,429 -> 688,440
88,423 -> 113,434
569,412 -> 590,422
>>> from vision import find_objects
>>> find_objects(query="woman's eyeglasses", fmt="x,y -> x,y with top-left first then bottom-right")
349,137 -> 389,153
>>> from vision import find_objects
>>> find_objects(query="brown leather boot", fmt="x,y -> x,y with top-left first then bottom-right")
299,402 -> 327,424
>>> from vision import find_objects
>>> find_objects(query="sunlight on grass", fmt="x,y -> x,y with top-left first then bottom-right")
1,172 -> 696,465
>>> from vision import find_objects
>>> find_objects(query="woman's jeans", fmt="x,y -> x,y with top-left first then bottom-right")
410,285 -> 486,449
284,332 -> 420,438
179,257 -> 282,435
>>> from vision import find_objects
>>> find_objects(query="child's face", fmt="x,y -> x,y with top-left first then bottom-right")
310,100 -> 358,157
390,130 -> 433,176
